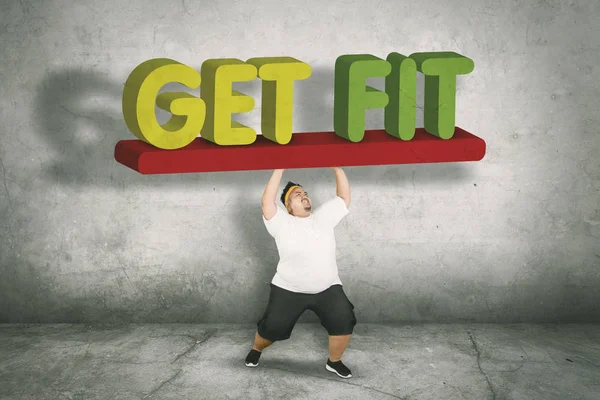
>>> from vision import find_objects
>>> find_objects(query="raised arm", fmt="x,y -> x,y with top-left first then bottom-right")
332,167 -> 351,208
261,169 -> 285,220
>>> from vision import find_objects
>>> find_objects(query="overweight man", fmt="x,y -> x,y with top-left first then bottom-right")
244,167 -> 357,379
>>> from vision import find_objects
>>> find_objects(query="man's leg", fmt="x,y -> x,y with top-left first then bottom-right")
252,330 -> 273,352
314,284 -> 357,378
329,334 -> 352,362
246,284 -> 308,367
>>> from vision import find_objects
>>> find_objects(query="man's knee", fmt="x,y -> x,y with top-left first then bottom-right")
257,316 -> 294,342
322,308 -> 357,336
325,321 -> 355,336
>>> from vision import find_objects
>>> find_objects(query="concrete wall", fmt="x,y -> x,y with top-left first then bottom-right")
1,0 -> 598,324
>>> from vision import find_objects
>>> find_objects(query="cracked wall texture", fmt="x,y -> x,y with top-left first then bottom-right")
0,0 -> 599,323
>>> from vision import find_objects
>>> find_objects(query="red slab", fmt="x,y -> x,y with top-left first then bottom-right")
114,127 -> 486,174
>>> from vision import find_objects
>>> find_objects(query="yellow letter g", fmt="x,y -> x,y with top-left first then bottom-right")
122,58 -> 205,150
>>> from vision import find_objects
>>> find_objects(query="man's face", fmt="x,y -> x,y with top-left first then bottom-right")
286,187 -> 311,215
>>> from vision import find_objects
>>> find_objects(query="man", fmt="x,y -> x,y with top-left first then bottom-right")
244,167 -> 357,379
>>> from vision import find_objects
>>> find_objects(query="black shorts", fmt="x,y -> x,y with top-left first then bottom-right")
256,283 -> 357,342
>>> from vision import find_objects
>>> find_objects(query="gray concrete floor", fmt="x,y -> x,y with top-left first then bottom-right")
0,323 -> 598,400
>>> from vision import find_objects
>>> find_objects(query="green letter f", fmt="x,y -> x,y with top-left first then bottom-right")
334,54 -> 391,142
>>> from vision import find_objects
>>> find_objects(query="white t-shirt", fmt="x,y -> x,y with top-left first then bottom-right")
262,196 -> 349,294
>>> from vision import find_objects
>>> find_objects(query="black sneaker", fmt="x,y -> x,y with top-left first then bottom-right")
245,349 -> 261,367
325,358 -> 352,378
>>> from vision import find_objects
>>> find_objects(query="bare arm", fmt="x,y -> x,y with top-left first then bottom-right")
332,167 -> 350,208
262,169 -> 285,220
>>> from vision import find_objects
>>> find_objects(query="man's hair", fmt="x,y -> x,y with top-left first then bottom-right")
281,181 -> 302,205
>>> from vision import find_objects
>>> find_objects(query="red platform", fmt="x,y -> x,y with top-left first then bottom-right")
114,127 -> 486,174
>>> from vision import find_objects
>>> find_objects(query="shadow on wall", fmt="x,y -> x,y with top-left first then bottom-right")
32,67 -> 258,191
27,68 -> 267,324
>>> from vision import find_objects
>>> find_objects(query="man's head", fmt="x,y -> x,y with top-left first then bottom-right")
281,181 -> 312,217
